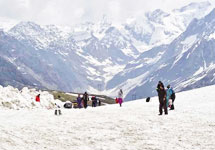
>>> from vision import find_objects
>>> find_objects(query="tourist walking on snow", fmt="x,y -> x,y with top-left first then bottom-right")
118,89 -> 123,107
157,82 -> 168,115
77,94 -> 82,108
83,92 -> 89,109
167,85 -> 176,110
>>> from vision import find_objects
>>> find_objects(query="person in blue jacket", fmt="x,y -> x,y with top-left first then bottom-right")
167,85 -> 176,110
166,85 -> 173,108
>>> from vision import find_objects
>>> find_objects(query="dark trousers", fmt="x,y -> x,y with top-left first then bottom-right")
83,100 -> 88,108
159,100 -> 168,115
55,110 -> 61,115
171,94 -> 175,110
92,101 -> 97,107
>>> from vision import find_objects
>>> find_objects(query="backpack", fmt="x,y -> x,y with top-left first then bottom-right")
146,97 -> 150,102
170,88 -> 176,99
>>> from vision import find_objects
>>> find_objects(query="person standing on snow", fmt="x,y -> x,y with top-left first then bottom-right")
83,92 -> 89,109
166,85 -> 173,109
91,96 -> 97,107
77,94 -> 82,108
118,89 -> 123,107
157,84 -> 168,115
54,103 -> 62,115
167,85 -> 176,110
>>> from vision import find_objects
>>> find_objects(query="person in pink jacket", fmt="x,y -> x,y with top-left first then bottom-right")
118,89 -> 123,107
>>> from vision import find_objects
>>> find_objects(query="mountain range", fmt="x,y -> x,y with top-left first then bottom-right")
0,1 -> 214,100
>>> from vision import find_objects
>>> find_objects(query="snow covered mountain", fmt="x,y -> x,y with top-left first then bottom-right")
123,1 -> 212,52
108,8 -> 215,100
0,2 -> 214,99
2,20 -> 139,93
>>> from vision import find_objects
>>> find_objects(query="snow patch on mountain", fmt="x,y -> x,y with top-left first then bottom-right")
208,32 -> 215,40
193,67 -> 204,76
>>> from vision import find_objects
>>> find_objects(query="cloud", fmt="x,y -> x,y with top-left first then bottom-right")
0,0 -> 215,26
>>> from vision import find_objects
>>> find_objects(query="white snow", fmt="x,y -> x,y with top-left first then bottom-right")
208,32 -> 215,40
121,48 -> 137,58
193,67 -> 204,76
158,63 -> 168,70
0,86 -> 56,110
144,51 -> 164,64
58,51 -> 69,57
181,34 -> 197,52
172,34 -> 198,67
0,85 -> 215,150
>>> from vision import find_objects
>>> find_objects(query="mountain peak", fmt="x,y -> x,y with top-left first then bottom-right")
9,21 -> 42,33
146,9 -> 169,19
176,1 -> 211,12
16,21 -> 40,28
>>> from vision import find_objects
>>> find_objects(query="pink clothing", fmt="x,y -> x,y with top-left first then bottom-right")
118,98 -> 123,104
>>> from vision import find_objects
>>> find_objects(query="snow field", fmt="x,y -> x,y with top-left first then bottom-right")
0,85 -> 215,150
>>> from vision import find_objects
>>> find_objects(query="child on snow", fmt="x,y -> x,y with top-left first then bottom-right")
54,103 -> 62,115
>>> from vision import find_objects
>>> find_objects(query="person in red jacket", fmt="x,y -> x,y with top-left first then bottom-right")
36,94 -> 40,102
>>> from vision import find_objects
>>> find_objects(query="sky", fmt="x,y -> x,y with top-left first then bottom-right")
0,0 -> 215,26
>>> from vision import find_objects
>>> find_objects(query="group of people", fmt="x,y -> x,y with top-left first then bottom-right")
36,83 -> 176,116
76,92 -> 101,109
156,81 -> 176,115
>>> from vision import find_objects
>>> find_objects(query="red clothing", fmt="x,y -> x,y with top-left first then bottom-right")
115,98 -> 118,103
36,96 -> 40,102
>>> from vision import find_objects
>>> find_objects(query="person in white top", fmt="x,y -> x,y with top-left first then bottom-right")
118,89 -> 123,107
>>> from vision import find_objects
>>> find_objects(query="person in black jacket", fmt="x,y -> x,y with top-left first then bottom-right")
157,82 -> 168,115
83,92 -> 89,109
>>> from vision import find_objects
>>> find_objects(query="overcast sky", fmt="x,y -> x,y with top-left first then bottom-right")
0,0 -> 214,26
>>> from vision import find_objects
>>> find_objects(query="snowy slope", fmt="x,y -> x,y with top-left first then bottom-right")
0,85 -> 214,150
107,8 -> 215,100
